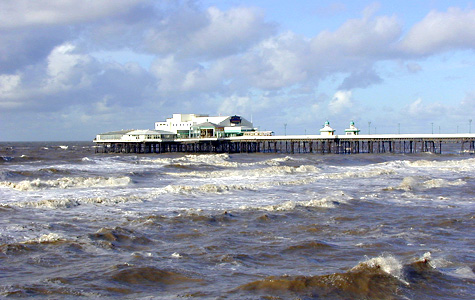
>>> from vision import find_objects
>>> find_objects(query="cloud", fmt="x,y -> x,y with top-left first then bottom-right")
401,7 -> 475,55
2,2 -> 475,139
339,69 -> 383,90
0,43 -> 157,113
405,98 -> 448,119
310,13 -> 401,60
145,6 -> 276,59
328,90 -> 352,114
218,95 -> 253,116
0,0 -> 147,29
0,0 -> 153,73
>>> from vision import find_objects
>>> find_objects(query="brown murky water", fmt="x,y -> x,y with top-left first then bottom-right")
0,142 -> 474,299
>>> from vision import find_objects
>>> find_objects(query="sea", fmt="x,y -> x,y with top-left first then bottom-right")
0,141 -> 474,299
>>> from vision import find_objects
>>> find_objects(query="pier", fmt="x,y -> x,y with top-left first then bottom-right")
94,134 -> 475,155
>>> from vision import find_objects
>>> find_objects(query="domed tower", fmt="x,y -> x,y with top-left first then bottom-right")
320,121 -> 335,136
344,121 -> 360,135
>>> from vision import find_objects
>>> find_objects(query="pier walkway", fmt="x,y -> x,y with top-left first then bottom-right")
94,134 -> 475,155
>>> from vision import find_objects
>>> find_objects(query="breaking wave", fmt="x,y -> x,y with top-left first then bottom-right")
146,154 -> 294,168
165,164 -> 319,178
160,177 -> 318,195
237,254 -> 406,298
244,197 -> 345,211
389,177 -> 466,191
0,176 -> 131,191
236,253 -> 452,299
407,158 -> 475,170
324,168 -> 395,179
10,193 -> 144,209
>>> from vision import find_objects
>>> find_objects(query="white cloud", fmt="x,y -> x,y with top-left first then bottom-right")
0,74 -> 20,95
401,7 -> 475,55
0,0 -> 147,28
407,98 -> 424,115
0,74 -> 22,109
328,90 -> 352,114
45,43 -> 94,91
145,5 -> 275,58
406,97 -> 447,119
218,95 -> 252,115
310,14 -> 401,60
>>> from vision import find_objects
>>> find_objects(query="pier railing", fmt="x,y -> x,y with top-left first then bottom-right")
94,134 -> 475,155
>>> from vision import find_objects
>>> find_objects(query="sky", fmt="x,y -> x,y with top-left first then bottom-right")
1,0 -> 475,141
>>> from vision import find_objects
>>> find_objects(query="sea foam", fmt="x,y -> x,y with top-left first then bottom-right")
0,176 -> 131,191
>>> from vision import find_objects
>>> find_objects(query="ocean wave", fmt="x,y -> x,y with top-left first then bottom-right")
1,156 -> 14,162
237,253 -> 405,298
165,164 -> 319,178
146,153 -> 238,167
241,191 -> 349,211
0,233 -> 68,255
146,154 -> 294,168
0,176 -> 131,191
10,193 -> 144,209
389,177 -> 466,191
28,233 -> 66,244
324,168 -> 395,179
248,198 -> 340,211
160,177 -> 318,196
236,253 -> 454,299
408,158 -> 475,170
108,266 -> 203,286
354,254 -> 405,283
89,227 -> 153,250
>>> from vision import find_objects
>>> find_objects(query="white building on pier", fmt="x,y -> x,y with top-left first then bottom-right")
320,121 -> 335,136
344,121 -> 360,135
155,114 -> 258,138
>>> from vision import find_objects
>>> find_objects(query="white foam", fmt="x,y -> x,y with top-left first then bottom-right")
325,168 -> 395,179
255,198 -> 338,211
408,158 -> 475,171
392,177 -> 466,191
354,254 -> 406,283
0,176 -> 131,191
11,193 -> 144,209
37,233 -> 64,243
241,191 -> 349,211
146,154 -> 295,168
165,164 -> 319,178
159,176 -> 318,196
19,233 -> 66,244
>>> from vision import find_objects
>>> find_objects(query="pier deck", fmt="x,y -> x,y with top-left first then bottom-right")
94,134 -> 475,155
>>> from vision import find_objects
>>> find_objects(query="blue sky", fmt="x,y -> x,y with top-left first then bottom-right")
1,0 -> 475,140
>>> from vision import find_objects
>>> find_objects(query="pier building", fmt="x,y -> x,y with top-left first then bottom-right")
154,114 -> 256,138
345,121 -> 360,135
94,115 -> 475,155
320,121 -> 335,136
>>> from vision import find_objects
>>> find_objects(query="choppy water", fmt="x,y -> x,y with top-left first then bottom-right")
1,142 -> 474,299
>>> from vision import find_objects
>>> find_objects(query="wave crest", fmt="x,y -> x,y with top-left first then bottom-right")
238,254 -> 404,298
0,176 -> 131,191
390,177 -> 466,191
165,164 -> 319,178
147,154 -> 295,168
